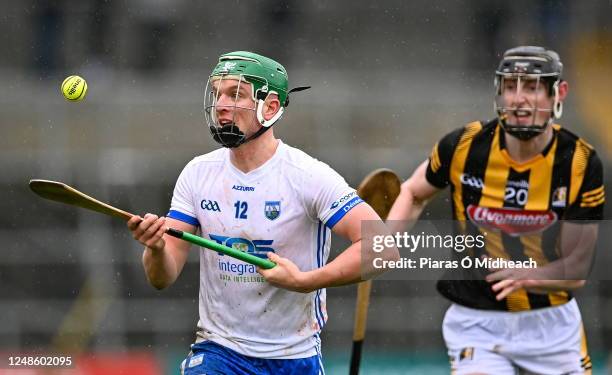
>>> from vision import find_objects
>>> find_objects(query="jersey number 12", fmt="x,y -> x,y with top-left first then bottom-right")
234,201 -> 248,219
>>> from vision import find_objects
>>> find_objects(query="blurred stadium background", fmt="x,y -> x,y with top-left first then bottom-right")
2,1 -> 612,373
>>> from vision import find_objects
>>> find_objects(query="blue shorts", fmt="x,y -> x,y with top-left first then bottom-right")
180,341 -> 325,375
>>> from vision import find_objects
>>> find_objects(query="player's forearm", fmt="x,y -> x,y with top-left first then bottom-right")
528,247 -> 592,284
142,246 -> 179,290
300,241 -> 362,291
526,279 -> 586,293
387,183 -> 428,234
302,239 -> 400,291
517,257 -> 587,293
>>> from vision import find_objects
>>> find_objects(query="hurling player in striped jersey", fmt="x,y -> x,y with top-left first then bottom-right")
389,46 -> 602,374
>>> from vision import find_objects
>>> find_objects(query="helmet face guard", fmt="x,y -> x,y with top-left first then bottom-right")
204,74 -> 256,148
494,46 -> 563,141
204,52 -> 289,148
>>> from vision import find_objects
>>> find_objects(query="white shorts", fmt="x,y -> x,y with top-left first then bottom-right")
442,299 -> 591,375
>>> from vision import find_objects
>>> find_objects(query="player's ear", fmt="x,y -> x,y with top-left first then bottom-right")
263,94 -> 281,121
557,80 -> 569,101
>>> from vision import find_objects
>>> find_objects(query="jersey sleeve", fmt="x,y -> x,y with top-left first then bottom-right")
303,160 -> 364,229
565,151 -> 605,221
425,127 -> 466,188
167,162 -> 201,227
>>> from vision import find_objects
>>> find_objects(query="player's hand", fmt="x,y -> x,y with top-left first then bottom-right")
257,252 -> 312,293
127,213 -> 166,252
485,261 -> 540,300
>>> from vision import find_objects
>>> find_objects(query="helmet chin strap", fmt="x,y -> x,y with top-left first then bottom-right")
208,123 -> 246,148
209,104 -> 280,149
500,113 -> 554,141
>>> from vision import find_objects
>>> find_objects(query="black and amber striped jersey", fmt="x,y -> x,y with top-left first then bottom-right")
426,119 -> 604,312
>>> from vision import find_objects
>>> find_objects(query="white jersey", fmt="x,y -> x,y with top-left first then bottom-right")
168,141 -> 363,359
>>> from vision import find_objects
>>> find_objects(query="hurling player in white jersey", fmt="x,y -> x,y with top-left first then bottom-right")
127,51 -> 398,375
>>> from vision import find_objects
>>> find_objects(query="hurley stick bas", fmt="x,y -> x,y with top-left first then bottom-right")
349,169 -> 401,375
29,179 -> 275,269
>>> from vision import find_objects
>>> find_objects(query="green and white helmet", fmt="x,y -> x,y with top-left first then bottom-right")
204,51 -> 291,148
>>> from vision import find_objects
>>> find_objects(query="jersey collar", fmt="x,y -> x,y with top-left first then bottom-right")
497,123 -> 558,171
225,140 -> 286,181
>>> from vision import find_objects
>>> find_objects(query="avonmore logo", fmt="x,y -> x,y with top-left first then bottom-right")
467,205 -> 557,236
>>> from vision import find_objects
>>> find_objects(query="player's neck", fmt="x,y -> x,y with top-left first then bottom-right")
229,132 -> 279,173
504,125 -> 554,163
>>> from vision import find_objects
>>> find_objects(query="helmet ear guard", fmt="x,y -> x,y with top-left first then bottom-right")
552,80 -> 563,119
255,86 -> 311,128
256,102 -> 285,128
255,84 -> 283,128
